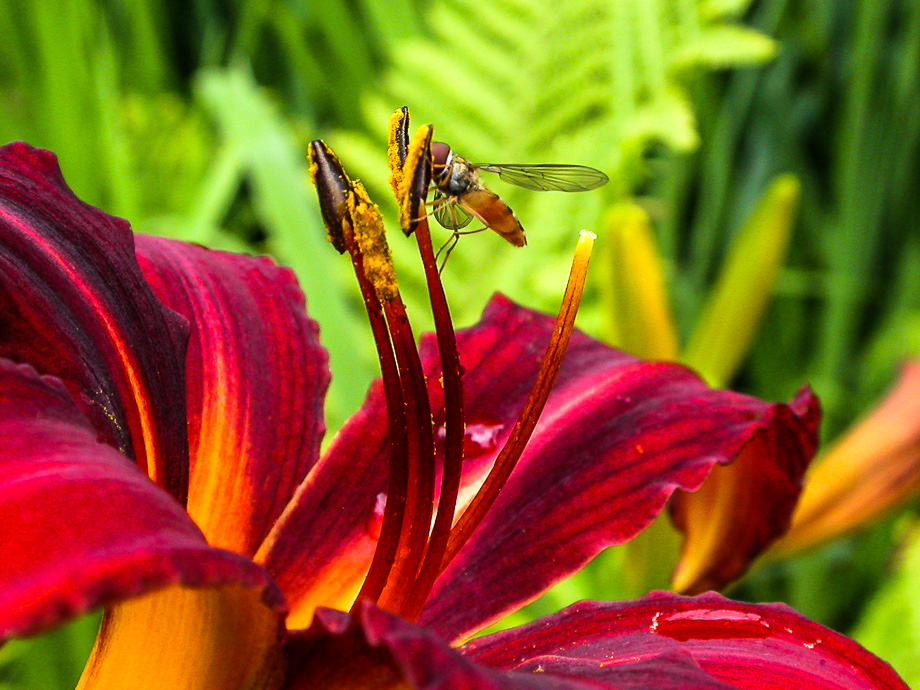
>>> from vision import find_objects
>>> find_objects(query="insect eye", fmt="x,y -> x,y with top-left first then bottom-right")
431,142 -> 451,169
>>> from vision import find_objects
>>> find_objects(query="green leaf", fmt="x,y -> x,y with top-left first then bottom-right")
700,0 -> 758,21
683,174 -> 800,387
671,25 -> 777,70
854,522 -> 920,688
0,612 -> 100,690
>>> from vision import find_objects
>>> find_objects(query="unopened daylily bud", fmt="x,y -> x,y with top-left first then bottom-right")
683,175 -> 800,387
604,202 -> 679,361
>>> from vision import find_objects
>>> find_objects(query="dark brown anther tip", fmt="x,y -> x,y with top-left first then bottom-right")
308,140 -> 350,254
395,106 -> 410,168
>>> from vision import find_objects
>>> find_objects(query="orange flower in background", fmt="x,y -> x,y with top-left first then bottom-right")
771,359 -> 920,556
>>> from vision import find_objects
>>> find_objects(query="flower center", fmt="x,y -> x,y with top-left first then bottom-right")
308,109 -> 594,622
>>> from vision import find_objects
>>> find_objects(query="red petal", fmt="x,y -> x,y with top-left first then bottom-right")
773,359 -> 920,555
0,143 -> 190,499
284,601 -> 732,690
259,386 -> 501,627
418,296 -> 819,642
259,381 -> 390,624
463,592 -> 909,690
135,235 -> 330,557
262,296 -> 817,633
669,387 -> 819,593
0,359 -> 280,642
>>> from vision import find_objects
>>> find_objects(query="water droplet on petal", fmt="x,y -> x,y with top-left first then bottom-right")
366,492 -> 387,540
435,415 -> 504,459
656,610 -> 770,641
463,418 -> 504,459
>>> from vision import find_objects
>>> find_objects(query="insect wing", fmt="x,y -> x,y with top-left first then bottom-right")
433,192 -> 474,230
477,163 -> 608,192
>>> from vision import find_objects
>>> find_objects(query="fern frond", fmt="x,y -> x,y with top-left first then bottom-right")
333,0 -> 779,321
355,0 -> 774,174
361,0 -> 423,53
700,0 -> 756,21
671,25 -> 777,70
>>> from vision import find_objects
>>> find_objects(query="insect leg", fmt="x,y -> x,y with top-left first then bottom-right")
410,192 -> 452,223
454,227 -> 488,237
436,233 -> 460,274
435,226 -> 489,273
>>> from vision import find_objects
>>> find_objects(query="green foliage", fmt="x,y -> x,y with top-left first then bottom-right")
854,521 -> 920,687
1,0 -> 919,686
651,0 -> 920,649
0,613 -> 100,690
682,174 -> 799,387
325,0 -> 776,331
656,0 -> 920,431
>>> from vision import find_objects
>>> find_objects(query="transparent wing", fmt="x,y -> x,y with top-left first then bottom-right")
433,193 -> 474,229
476,164 -> 608,192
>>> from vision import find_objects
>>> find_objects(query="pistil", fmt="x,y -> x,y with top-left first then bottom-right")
441,229 -> 595,569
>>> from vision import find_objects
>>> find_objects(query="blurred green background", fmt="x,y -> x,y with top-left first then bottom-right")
2,0 -> 919,686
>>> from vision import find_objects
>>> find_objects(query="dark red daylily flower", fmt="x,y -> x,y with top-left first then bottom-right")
0,137 -> 907,690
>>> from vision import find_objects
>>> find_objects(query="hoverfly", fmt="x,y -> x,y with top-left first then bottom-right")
428,142 -> 608,256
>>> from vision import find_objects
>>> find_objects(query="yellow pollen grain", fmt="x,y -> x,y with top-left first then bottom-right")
306,152 -> 319,190
387,109 -> 407,199
349,182 -> 398,302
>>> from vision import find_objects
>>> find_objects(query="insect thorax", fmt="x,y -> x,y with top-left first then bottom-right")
437,156 -> 480,197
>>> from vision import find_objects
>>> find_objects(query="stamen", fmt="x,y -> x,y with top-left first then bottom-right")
308,141 -> 410,607
400,213 -> 466,621
312,136 -> 441,612
343,225 -> 409,607
392,136 -> 466,621
375,293 -> 437,613
397,124 -> 434,237
349,184 -> 398,303
347,189 -> 437,611
375,118 -> 439,612
440,230 -> 596,570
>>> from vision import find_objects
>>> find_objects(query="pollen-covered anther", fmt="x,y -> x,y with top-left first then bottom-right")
396,124 -> 434,236
387,107 -> 410,200
348,181 -> 398,303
